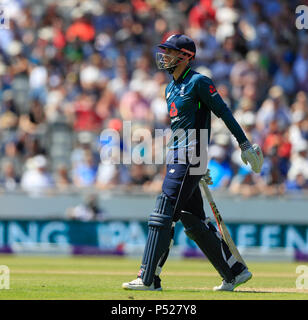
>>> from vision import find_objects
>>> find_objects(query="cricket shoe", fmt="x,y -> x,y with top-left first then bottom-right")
122,276 -> 162,291
213,269 -> 252,291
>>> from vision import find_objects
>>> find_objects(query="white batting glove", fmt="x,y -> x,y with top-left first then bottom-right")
203,169 -> 213,185
240,141 -> 264,173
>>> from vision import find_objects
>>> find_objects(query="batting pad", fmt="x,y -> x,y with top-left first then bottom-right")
141,193 -> 174,286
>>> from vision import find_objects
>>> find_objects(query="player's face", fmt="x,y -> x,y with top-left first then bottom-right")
164,48 -> 180,64
156,48 -> 184,70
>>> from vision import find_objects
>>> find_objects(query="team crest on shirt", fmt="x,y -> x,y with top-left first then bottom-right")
170,101 -> 178,117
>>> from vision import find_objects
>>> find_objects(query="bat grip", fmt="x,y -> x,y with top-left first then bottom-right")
200,178 -> 214,203
200,179 -> 223,233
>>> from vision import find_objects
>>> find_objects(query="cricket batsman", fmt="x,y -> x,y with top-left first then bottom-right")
122,34 -> 263,291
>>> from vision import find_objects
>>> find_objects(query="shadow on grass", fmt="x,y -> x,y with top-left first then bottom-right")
235,289 -> 298,294
235,289 -> 274,294
163,288 -> 299,294
155,289 -> 203,293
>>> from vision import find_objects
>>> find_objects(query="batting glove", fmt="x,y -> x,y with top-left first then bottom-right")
240,141 -> 264,173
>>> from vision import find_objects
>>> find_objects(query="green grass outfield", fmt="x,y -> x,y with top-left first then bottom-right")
0,255 -> 307,300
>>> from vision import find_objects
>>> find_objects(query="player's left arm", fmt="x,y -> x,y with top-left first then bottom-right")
197,76 -> 263,173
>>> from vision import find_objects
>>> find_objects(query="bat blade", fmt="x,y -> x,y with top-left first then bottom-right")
218,218 -> 247,267
200,179 -> 247,267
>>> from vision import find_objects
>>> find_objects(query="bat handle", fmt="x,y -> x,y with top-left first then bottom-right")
200,177 -> 214,203
200,177 -> 223,234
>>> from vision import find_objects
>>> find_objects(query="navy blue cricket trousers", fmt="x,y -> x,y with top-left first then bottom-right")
162,148 -> 207,221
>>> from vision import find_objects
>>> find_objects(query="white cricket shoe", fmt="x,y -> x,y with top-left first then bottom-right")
122,277 -> 162,291
213,269 -> 252,292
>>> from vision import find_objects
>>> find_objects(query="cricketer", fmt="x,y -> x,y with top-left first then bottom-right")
122,34 -> 263,291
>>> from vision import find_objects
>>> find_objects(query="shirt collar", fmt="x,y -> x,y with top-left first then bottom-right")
173,66 -> 191,83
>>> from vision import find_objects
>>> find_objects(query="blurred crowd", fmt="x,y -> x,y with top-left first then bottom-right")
1,0 -> 308,197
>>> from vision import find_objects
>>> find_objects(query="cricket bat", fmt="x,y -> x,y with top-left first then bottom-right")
200,177 -> 247,267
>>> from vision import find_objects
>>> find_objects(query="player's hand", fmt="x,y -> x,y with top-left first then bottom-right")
240,141 -> 264,173
203,169 -> 213,185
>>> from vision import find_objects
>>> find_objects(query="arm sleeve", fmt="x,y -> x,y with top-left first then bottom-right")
197,76 -> 248,145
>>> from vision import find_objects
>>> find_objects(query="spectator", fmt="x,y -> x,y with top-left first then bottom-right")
291,91 -> 308,114
20,155 -> 54,196
143,165 -> 166,194
107,67 -> 130,101
19,99 -> 46,135
288,110 -> 308,152
130,164 -> 150,186
0,161 -> 20,191
66,194 -> 105,221
72,150 -> 98,187
119,82 -> 153,122
293,42 -> 308,92
96,159 -> 118,190
0,141 -> 23,178
207,145 -> 233,189
286,173 -> 308,193
256,86 -> 291,134
229,166 -> 261,198
54,164 -> 71,191
150,86 -> 168,126
240,111 -> 262,146
287,141 -> 308,182
67,93 -> 103,133
0,90 -> 19,132
66,13 -> 95,43
273,61 -> 297,98
259,146 -> 288,196
28,61 -> 48,104
262,120 -> 292,159
71,132 -> 95,169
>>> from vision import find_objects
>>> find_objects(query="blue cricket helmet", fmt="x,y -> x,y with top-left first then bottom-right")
156,34 -> 196,73
158,34 -> 196,57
